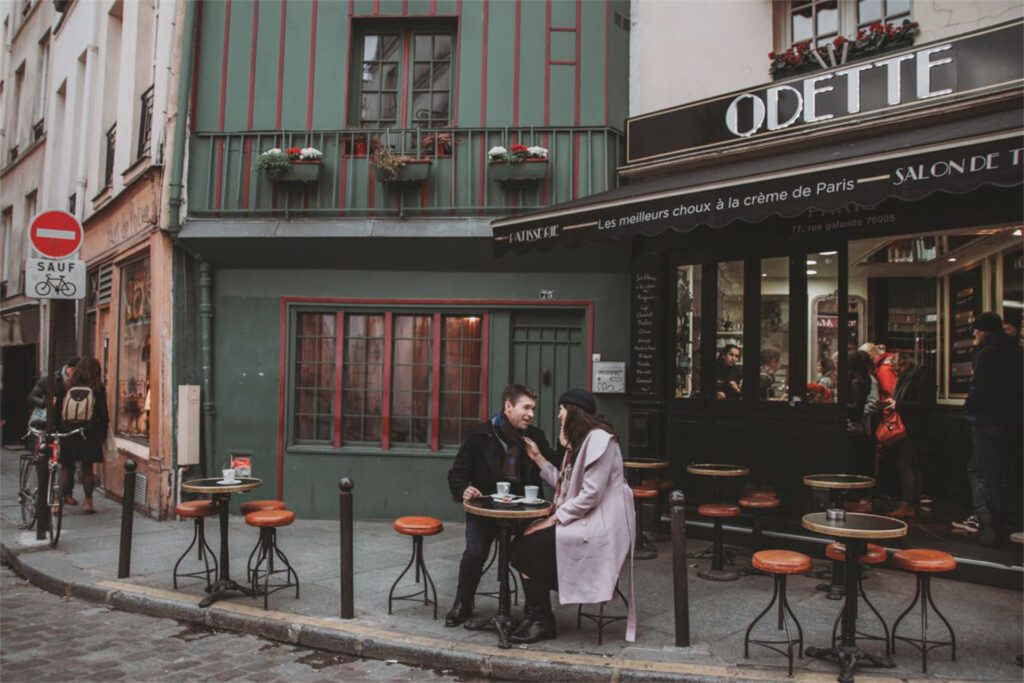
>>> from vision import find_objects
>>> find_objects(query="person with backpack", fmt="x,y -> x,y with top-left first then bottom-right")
56,357 -> 108,514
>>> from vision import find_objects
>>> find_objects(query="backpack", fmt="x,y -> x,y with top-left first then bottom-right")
62,386 -> 96,424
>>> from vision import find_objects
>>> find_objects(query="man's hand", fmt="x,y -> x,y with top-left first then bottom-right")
462,486 -> 482,502
524,515 -> 556,535
522,437 -> 548,468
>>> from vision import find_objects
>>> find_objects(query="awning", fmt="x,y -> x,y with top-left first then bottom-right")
492,131 -> 1024,255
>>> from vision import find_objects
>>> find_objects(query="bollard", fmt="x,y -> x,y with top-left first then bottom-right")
670,490 -> 690,647
118,460 -> 137,578
35,450 -> 49,540
339,478 -> 354,619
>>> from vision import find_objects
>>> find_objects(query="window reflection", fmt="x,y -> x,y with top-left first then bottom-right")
716,261 -> 744,400
675,265 -> 702,398
760,257 -> 789,401
809,252 -> 842,404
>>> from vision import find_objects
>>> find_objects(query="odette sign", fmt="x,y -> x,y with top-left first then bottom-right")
29,210 -> 83,259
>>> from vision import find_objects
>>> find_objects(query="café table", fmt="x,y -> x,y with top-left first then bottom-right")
802,512 -> 907,683
803,474 -> 877,595
181,477 -> 263,607
623,458 -> 670,549
463,496 -> 553,649
686,464 -> 748,571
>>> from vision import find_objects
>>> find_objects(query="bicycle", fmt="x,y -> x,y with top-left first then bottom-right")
33,273 -> 77,297
23,420 -> 85,547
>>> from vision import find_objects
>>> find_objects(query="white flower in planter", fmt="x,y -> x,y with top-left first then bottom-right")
488,145 -> 508,160
526,146 -> 548,159
299,147 -> 323,161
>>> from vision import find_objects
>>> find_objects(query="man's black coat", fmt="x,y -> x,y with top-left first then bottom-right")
447,419 -> 557,502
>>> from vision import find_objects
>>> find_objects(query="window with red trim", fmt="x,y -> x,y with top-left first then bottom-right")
292,310 -> 485,450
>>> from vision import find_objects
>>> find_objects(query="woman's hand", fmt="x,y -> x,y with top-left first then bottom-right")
524,515 -> 557,535
522,437 -> 548,468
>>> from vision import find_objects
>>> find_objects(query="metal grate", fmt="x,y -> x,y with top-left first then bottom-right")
88,263 -> 113,308
137,86 -> 154,159
134,472 -> 147,507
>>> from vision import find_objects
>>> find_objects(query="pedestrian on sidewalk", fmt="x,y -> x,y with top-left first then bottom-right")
25,357 -> 80,447
885,351 -> 935,519
510,388 -> 636,645
55,357 -> 109,514
444,384 -> 557,627
957,312 -> 1023,545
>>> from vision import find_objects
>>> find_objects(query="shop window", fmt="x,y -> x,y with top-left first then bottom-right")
808,252 -> 845,403
353,25 -> 454,128
293,309 -> 484,449
1003,247 -> 1023,341
778,1 -> 911,49
675,265 -> 702,398
716,261 -> 744,400
856,0 -> 910,28
117,257 -> 151,441
790,0 -> 839,48
760,257 -> 789,401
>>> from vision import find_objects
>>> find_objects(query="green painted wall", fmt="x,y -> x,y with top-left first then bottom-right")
211,256 -> 630,520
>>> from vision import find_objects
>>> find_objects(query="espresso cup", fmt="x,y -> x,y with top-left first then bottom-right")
496,481 -> 511,496
222,468 -> 237,482
524,485 -> 539,501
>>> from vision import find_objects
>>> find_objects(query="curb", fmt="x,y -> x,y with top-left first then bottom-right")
1,542 -> 898,682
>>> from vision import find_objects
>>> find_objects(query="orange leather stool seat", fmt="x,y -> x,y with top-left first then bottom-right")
631,487 -> 659,500
241,499 -> 287,515
699,503 -> 741,517
739,496 -> 781,509
843,499 -> 873,513
752,550 -> 812,575
640,479 -> 674,490
245,509 -> 296,528
826,542 -> 887,565
893,549 -> 956,573
176,500 -> 218,518
393,516 -> 444,536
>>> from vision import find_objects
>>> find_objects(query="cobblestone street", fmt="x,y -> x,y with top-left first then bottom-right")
0,567 -> 466,682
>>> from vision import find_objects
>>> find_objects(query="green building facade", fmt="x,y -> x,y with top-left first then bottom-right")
177,0 -> 632,520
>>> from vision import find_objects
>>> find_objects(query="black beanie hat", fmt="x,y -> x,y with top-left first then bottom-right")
972,312 -> 1004,334
558,388 -> 596,415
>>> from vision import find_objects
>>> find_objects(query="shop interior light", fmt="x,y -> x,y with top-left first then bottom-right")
806,269 -> 818,275
819,250 -> 838,255
806,259 -> 818,265
947,257 -> 957,262
761,273 -> 767,277
1014,228 -> 1022,236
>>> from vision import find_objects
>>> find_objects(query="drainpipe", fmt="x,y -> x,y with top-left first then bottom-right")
167,0 -> 196,236
198,260 -> 215,474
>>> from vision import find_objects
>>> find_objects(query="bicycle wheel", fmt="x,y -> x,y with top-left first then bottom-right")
34,281 -> 52,296
48,466 -> 63,547
19,456 -> 39,528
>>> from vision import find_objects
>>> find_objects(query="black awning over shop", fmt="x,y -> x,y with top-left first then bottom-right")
492,131 -> 1024,255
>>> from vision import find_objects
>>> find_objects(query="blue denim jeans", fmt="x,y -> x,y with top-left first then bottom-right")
968,424 -> 1015,529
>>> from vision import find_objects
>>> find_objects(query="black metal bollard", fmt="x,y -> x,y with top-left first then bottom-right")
670,490 -> 690,647
35,453 -> 49,541
339,478 -> 354,619
118,460 -> 137,578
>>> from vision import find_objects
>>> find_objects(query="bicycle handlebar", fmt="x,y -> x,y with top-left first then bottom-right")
26,425 -> 87,441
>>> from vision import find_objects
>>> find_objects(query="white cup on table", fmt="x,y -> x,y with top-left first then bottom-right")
524,485 -> 539,501
222,468 -> 237,483
496,481 -> 510,496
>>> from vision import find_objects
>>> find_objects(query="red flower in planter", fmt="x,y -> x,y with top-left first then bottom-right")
285,146 -> 302,160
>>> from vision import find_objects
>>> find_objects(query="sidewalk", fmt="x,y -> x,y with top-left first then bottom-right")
1,447 -> 1021,682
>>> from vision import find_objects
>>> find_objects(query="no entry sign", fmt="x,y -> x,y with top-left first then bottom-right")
29,210 -> 83,259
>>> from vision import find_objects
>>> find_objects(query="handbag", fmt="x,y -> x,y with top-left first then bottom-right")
875,407 -> 907,447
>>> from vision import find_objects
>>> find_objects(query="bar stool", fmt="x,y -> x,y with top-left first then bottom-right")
389,516 -> 443,619
744,550 -> 810,676
172,500 -> 219,590
246,509 -> 300,609
576,583 -> 629,644
891,549 -> 957,673
640,478 -> 674,540
739,493 -> 780,552
630,487 -> 658,560
697,503 -> 741,581
241,500 -> 288,584
826,542 -> 890,655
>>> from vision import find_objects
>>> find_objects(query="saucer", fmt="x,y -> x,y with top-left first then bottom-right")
217,479 -> 240,485
520,498 -> 546,505
489,493 -> 515,500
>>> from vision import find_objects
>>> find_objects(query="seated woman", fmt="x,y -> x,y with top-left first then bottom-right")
512,388 -> 636,644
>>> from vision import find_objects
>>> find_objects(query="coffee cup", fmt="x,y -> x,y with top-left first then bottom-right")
524,485 -> 539,501
222,468 -> 237,483
496,481 -> 511,496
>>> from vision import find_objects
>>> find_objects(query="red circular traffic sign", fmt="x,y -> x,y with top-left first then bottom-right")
29,210 -> 83,259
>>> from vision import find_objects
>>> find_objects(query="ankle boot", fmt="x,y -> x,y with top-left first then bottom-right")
445,596 -> 474,627
509,579 -> 556,644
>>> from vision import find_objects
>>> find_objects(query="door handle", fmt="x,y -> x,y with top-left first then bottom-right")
542,369 -> 552,385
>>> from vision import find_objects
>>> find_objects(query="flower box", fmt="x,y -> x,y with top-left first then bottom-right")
489,159 -> 548,186
374,158 -> 431,184
274,160 -> 322,185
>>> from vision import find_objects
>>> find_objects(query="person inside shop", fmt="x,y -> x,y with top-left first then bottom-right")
513,388 -> 636,644
445,384 -> 558,627
844,351 -> 874,476
25,357 -> 81,449
715,344 -> 742,399
860,342 -> 897,402
55,357 -> 109,514
955,312 -> 1023,545
884,351 -> 936,519
816,356 -> 836,390
758,348 -> 782,400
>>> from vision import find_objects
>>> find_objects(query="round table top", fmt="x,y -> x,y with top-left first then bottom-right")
182,477 -> 263,494
803,473 -> 876,490
464,497 -> 553,520
1011,532 -> 1024,545
687,463 -> 749,477
802,512 -> 908,539
623,459 -> 670,469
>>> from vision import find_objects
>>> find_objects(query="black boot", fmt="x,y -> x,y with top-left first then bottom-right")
509,579 -> 556,644
445,597 -> 474,627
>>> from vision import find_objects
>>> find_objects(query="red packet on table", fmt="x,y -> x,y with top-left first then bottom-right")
231,455 -> 252,478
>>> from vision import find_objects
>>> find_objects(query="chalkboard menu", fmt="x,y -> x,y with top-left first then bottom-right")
629,255 -> 663,396
948,265 -> 983,396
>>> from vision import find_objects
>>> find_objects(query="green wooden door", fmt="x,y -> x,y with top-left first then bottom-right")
510,310 -> 586,444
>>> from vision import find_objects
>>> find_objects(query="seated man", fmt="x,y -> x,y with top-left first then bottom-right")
445,384 -> 556,627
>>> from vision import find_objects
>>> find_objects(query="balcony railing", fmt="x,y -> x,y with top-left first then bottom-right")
137,85 -> 154,159
188,126 -> 624,218
103,123 -> 116,188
